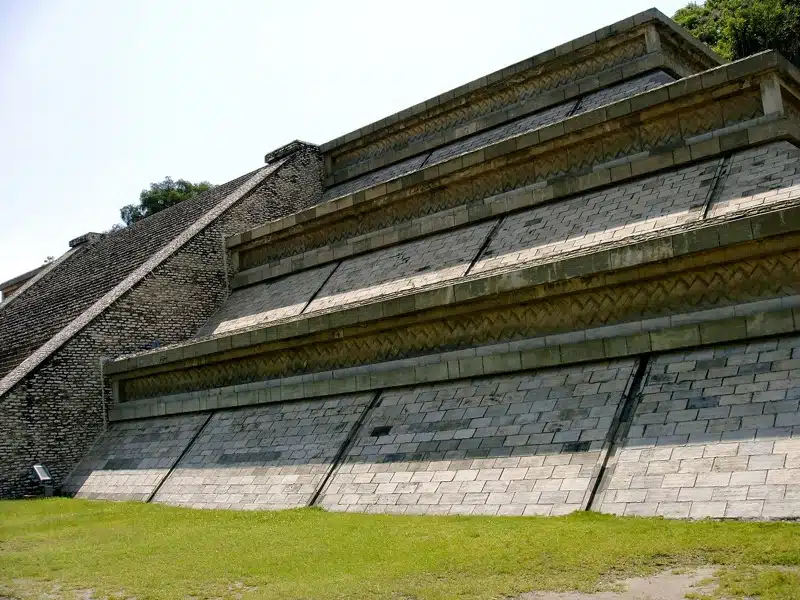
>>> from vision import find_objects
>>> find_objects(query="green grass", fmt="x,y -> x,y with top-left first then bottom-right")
1,499 -> 799,600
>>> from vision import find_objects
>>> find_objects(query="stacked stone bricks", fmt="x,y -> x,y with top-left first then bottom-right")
4,9 -> 800,521
597,337 -> 800,518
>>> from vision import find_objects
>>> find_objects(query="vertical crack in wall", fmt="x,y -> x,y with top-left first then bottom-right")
300,260 -> 342,314
583,355 -> 651,511
146,410 -> 215,503
565,97 -> 583,118
465,215 -> 506,277
309,390 -> 383,507
416,150 -> 435,172
700,155 -> 732,219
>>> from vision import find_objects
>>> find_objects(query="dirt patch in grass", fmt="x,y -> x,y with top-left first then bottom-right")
516,568 -> 717,599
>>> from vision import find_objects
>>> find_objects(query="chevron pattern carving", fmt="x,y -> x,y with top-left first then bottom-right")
123,249 -> 800,402
242,89 -> 764,270
332,38 -> 649,173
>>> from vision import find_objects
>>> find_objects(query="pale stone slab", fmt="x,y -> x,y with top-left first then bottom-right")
63,414 -> 208,502
319,360 -> 635,515
306,221 -> 496,314
152,394 -> 373,510
596,335 -> 800,519
198,263 -> 336,336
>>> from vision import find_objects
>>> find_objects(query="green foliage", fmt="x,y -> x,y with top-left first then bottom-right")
2,499 -> 800,599
119,176 -> 213,226
674,0 -> 800,66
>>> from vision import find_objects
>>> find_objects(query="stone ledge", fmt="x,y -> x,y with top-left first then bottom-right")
318,9 -> 720,158
106,206 -> 800,377
107,298 -> 800,422
264,140 -> 318,164
227,52 -> 798,257
231,119 -> 798,289
323,55 -> 670,187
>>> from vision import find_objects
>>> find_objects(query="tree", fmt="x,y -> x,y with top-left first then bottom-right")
119,176 -> 213,226
674,0 -> 800,67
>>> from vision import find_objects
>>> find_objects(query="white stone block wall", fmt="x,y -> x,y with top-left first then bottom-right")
63,414 -> 208,501
318,361 -> 635,515
708,142 -> 800,219
197,263 -> 336,336
596,335 -> 800,519
306,221 -> 495,313
66,334 -> 800,519
152,394 -> 373,510
473,142 -> 800,276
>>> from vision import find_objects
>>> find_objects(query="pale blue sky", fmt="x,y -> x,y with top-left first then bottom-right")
0,0 -> 687,284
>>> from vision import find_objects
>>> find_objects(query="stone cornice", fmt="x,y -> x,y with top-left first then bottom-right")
228,52 -> 800,280
319,9 -> 721,169
106,205 -> 800,380
107,295 -> 800,422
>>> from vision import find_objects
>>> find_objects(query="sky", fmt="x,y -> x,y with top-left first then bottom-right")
0,0 -> 688,284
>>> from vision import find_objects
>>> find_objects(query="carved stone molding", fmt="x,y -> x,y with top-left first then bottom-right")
239,85 -> 765,270
121,240 -> 800,402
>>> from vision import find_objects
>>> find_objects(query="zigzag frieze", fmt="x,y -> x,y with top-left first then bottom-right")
329,36 -> 649,175
120,248 -> 800,402
239,88 -> 765,272
323,71 -> 676,204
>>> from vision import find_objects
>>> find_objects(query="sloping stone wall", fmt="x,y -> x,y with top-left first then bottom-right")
306,221 -> 495,314
0,148 -> 324,499
203,142 -> 799,342
323,71 -> 674,202
151,394 -> 373,510
62,414 -> 207,501
197,264 -> 336,336
66,334 -> 800,518
0,172 -> 258,381
317,361 -> 636,516
595,336 -> 800,519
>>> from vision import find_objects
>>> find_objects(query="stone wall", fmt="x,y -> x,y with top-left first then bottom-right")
203,142 -> 799,344
595,335 -> 800,519
0,148 -> 324,499
307,221 -> 495,314
63,414 -> 208,501
322,71 -> 674,203
152,394 -> 373,510
317,361 -> 636,516
65,326 -> 800,519
198,264 -> 336,336
67,334 -> 800,518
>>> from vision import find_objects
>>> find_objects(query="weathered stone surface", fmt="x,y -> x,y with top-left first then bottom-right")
707,142 -> 800,219
318,362 -> 635,515
63,414 -> 208,501
323,72 -> 674,203
596,335 -> 800,519
306,221 -> 496,314
472,142 -> 800,276
153,394 -> 373,510
0,147 -> 325,499
198,263 -> 336,336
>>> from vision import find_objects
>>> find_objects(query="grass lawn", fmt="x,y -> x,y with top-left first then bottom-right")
1,499 -> 799,600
